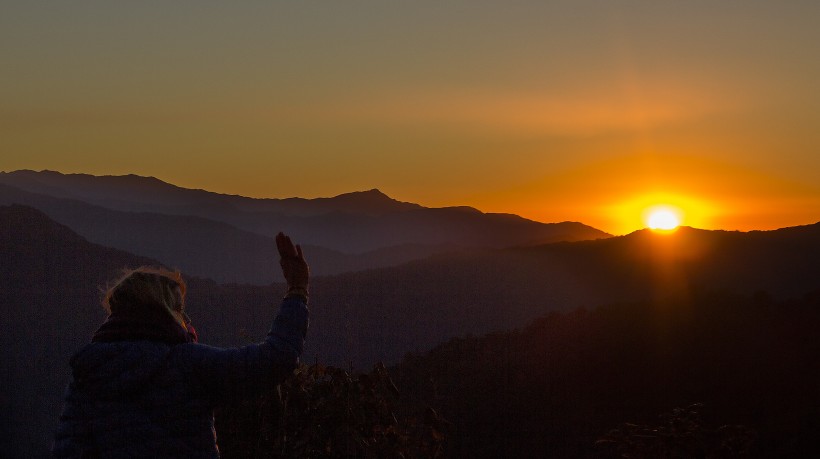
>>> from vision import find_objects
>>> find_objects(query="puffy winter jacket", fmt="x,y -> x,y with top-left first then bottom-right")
53,296 -> 308,458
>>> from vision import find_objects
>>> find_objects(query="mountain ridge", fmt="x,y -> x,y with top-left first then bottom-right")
0,169 -> 606,230
0,183 -> 468,283
0,169 -> 426,216
0,170 -> 611,277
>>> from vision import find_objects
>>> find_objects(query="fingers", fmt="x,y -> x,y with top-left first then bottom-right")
276,233 -> 309,291
276,232 -> 298,258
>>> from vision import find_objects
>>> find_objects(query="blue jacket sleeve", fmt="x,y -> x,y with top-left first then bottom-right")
173,295 -> 309,405
52,383 -> 95,458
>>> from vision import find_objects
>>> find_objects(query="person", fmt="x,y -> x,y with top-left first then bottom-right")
53,232 -> 310,458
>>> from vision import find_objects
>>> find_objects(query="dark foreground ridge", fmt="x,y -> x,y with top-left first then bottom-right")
391,290 -> 820,458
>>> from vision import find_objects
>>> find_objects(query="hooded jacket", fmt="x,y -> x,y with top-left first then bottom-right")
53,296 -> 308,459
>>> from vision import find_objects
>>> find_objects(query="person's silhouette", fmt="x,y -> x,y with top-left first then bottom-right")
54,232 -> 309,458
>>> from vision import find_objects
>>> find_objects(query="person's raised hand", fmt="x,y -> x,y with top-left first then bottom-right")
276,232 -> 309,294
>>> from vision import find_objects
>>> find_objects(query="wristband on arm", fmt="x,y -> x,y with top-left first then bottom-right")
284,286 -> 309,302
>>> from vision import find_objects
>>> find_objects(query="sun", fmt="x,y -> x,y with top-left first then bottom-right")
610,194 -> 711,234
644,206 -> 682,230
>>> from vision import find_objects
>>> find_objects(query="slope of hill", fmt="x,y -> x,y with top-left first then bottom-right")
0,170 -> 611,253
391,290 -> 820,457
0,205 -> 287,457
0,205 -> 157,458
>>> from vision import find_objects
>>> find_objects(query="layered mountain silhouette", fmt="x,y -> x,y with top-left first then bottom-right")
0,169 -> 610,255
0,169 -> 423,217
0,182 -> 466,284
3,204 -> 818,456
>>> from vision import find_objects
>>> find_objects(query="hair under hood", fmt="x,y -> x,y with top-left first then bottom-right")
92,267 -> 195,344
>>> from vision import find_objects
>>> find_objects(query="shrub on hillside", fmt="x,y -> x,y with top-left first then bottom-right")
216,363 -> 448,458
595,404 -> 755,458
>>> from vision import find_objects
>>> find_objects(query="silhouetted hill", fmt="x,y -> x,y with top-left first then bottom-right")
524,224 -> 820,300
0,170 -> 611,253
391,290 -> 820,457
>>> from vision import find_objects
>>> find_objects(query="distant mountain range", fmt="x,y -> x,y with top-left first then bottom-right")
307,221 -> 820,368
2,204 -> 818,457
0,170 -> 610,283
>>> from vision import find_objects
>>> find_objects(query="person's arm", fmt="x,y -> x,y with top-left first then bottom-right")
175,232 -> 310,404
176,296 -> 308,404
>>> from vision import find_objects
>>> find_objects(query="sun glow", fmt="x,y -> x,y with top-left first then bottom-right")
605,192 -> 716,235
644,206 -> 683,230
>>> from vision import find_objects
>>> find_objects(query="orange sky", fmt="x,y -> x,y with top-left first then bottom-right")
2,2 -> 819,234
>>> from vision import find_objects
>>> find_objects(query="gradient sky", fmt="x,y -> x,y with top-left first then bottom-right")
2,1 -> 819,234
